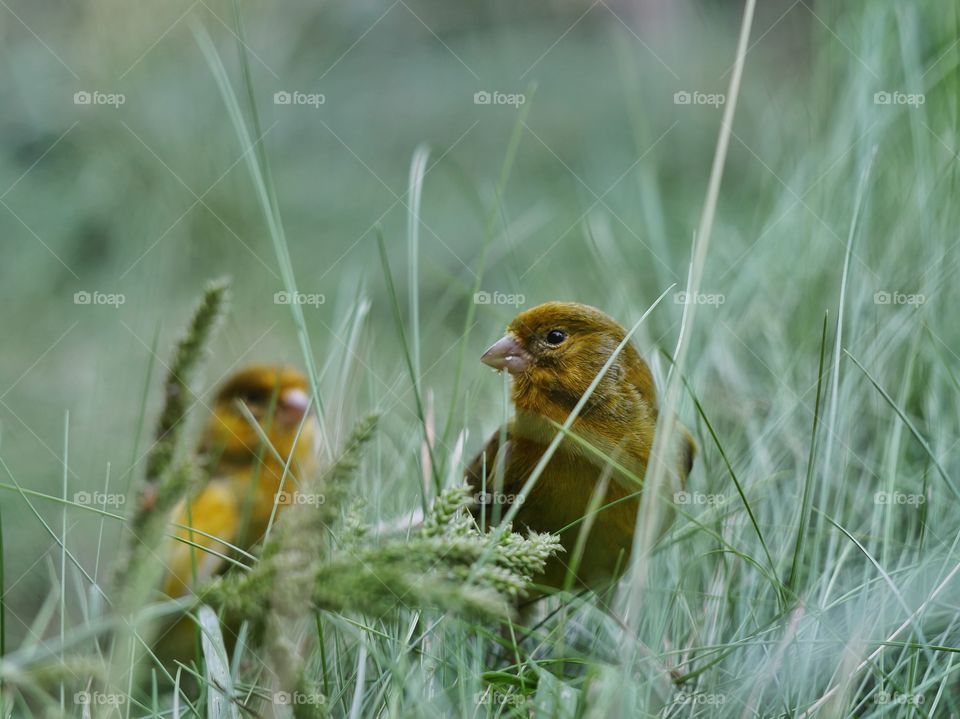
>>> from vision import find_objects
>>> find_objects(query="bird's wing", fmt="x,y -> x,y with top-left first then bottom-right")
677,423 -> 696,485
464,431 -> 496,491
464,428 -> 509,492
161,480 -> 240,598
464,427 -> 528,523
660,420 -> 697,492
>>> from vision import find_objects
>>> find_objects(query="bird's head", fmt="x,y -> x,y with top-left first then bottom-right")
201,364 -> 317,467
481,302 -> 658,427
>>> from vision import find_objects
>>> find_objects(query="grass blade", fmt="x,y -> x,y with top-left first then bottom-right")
376,227 -> 441,502
845,349 -> 960,501
199,605 -> 239,719
787,312 -> 829,594
408,144 -> 430,385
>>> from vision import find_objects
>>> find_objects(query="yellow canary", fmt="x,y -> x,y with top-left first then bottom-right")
466,302 -> 695,590
156,364 -> 318,657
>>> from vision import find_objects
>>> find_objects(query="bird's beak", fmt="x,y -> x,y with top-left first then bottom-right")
278,387 -> 310,424
481,333 -> 533,374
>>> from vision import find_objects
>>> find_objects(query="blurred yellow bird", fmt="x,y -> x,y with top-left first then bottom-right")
156,364 -> 318,658
466,302 -> 695,591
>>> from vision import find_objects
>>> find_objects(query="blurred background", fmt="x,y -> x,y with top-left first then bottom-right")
1,0 -> 956,663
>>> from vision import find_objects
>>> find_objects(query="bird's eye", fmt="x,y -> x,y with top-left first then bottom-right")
545,329 -> 567,345
237,389 -> 269,407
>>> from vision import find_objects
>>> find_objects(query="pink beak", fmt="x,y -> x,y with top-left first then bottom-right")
278,387 -> 310,424
481,333 -> 533,374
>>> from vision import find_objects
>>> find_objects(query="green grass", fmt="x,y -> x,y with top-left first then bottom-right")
2,0 -> 960,715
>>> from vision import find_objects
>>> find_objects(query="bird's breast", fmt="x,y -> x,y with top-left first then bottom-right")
503,437 -> 642,588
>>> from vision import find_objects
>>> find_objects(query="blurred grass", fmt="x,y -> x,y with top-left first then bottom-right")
2,0 -> 960,714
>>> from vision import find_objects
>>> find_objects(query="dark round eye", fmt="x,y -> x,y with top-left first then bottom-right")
545,329 -> 567,345
237,389 -> 269,407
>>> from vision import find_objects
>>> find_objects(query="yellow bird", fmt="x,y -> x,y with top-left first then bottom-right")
466,302 -> 695,591
156,365 -> 318,658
